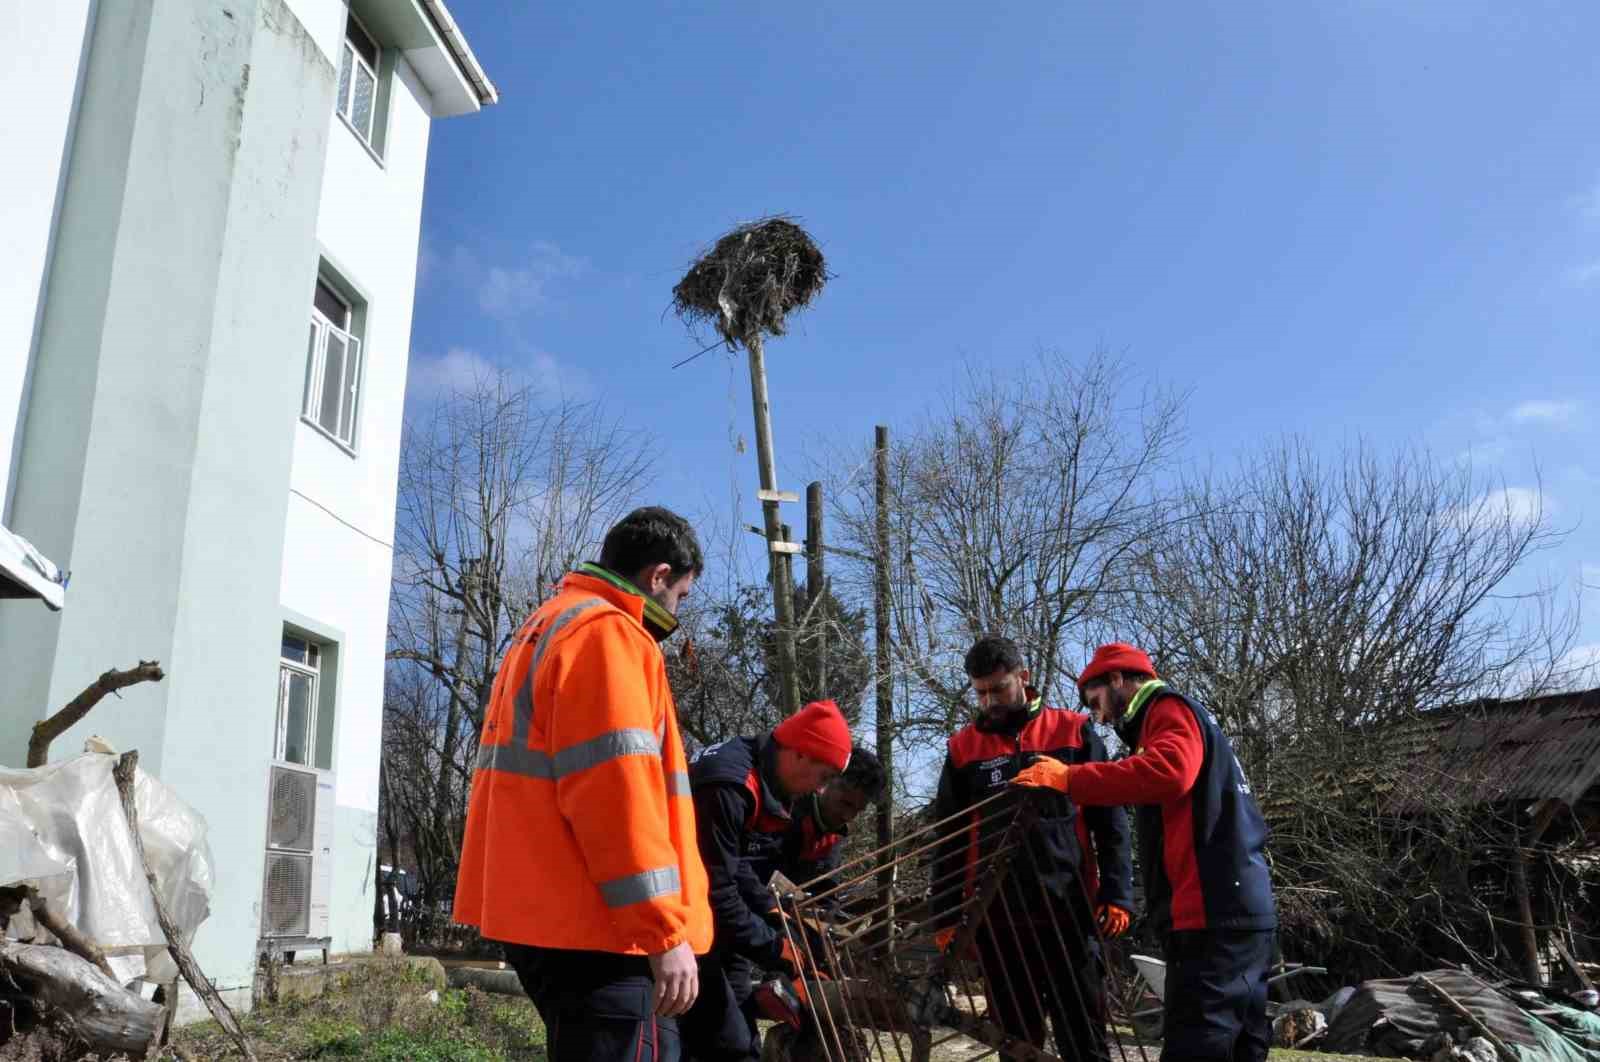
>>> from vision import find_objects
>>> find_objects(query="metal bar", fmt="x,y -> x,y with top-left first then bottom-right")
759,489 -> 801,503
1018,838 -> 1110,1062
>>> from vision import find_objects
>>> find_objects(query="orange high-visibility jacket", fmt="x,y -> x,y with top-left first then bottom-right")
453,570 -> 712,955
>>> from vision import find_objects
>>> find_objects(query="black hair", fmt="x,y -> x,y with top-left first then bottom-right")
963,634 -> 1026,678
600,506 -> 705,580
839,745 -> 885,800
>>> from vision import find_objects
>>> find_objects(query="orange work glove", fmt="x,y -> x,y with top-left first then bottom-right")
1096,903 -> 1131,939
933,927 -> 957,953
1011,758 -> 1070,792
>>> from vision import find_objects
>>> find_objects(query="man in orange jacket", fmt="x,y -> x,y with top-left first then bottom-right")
455,507 -> 712,1062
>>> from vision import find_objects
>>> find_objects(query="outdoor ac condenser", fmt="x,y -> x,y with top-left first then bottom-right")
260,762 -> 335,940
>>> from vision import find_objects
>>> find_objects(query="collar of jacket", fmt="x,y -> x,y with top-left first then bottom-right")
573,563 -> 679,641
756,733 -> 794,819
1118,678 -> 1169,733
975,690 -> 1044,734
802,791 -> 849,836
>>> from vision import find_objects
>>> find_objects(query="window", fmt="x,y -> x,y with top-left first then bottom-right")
277,635 -> 321,766
336,14 -> 381,147
302,277 -> 362,449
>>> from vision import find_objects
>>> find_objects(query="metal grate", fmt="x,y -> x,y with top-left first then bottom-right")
268,766 -> 317,851
766,790 -> 1155,1062
262,852 -> 312,938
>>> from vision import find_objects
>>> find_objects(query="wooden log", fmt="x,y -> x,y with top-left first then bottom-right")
114,751 -> 257,1062
0,941 -> 163,1058
0,884 -> 116,979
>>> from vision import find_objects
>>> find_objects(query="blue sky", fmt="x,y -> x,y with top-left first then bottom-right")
409,0 -> 1599,670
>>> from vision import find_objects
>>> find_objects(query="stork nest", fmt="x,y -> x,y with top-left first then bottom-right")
671,216 -> 828,349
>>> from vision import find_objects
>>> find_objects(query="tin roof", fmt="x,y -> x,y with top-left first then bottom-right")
1261,687 -> 1600,817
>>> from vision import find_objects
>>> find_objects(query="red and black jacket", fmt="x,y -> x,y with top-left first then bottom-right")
1070,685 -> 1276,935
688,734 -> 792,965
930,701 -> 1133,926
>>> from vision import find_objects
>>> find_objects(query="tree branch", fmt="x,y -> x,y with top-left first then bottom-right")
28,661 -> 165,767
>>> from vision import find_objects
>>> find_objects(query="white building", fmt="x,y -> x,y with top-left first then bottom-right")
0,0 -> 494,1015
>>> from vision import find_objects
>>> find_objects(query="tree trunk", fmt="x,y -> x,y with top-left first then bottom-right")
0,941 -> 164,1059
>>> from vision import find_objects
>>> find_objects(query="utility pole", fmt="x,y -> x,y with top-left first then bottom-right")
746,334 -> 802,719
806,481 -> 826,698
873,425 -> 895,927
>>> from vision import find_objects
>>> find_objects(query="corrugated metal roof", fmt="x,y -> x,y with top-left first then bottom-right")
1260,688 -> 1600,818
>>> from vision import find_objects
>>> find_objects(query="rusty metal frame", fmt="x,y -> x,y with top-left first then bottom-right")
767,790 -> 1154,1062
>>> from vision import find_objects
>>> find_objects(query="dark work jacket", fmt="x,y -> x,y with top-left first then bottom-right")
930,701 -> 1133,928
688,733 -> 791,966
1114,688 -> 1276,935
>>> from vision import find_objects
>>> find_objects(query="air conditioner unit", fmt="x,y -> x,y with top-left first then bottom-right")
260,762 -> 334,940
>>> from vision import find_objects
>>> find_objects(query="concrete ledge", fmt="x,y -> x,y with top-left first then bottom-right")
255,955 -> 448,1005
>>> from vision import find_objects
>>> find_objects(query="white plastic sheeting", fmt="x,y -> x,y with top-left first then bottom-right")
0,752 -> 214,984
0,523 -> 66,609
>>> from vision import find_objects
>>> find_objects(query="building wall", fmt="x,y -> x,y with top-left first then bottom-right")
0,0 -> 337,1005
280,12 -> 435,955
0,1 -> 96,520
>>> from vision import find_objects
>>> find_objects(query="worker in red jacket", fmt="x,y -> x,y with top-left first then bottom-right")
1014,643 -> 1278,1062
930,635 -> 1132,1062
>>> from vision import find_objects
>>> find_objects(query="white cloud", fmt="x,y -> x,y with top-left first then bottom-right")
1509,399 -> 1580,427
407,347 -> 499,400
467,241 -> 587,320
1454,486 -> 1547,532
1558,644 -> 1600,691
406,347 -> 593,404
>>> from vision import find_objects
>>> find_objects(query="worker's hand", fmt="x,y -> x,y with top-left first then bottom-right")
648,940 -> 699,1018
1011,757 -> 1070,792
933,927 -> 956,953
1096,903 -> 1132,939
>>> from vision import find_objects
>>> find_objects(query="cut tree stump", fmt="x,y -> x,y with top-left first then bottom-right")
0,941 -> 164,1058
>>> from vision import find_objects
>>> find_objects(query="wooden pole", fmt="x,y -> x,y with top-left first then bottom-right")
806,482 -> 826,699
1514,818 -> 1543,985
873,426 -> 895,930
745,333 -> 802,718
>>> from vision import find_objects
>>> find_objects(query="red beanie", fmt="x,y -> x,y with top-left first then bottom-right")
1077,643 -> 1157,690
773,700 -> 852,771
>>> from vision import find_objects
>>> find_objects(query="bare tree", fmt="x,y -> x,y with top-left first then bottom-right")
382,370 -> 653,930
1122,439 -> 1574,769
1119,438 -> 1578,979
820,351 -> 1185,799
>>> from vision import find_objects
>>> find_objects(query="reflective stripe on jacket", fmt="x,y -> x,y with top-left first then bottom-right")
453,570 -> 712,955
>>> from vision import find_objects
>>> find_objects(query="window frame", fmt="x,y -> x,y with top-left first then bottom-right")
301,277 -> 363,453
335,12 -> 383,153
275,637 -> 321,767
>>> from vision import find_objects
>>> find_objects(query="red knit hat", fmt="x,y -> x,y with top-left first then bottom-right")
773,700 -> 852,771
1077,643 -> 1157,691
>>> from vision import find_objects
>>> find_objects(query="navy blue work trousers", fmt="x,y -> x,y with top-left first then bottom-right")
1160,929 -> 1274,1062
503,943 -> 679,1062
